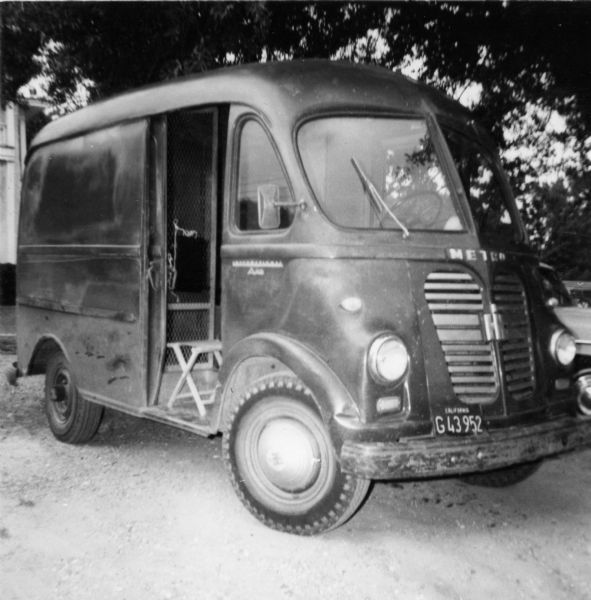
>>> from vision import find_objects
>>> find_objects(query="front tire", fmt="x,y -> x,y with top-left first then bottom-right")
223,378 -> 370,535
44,352 -> 104,444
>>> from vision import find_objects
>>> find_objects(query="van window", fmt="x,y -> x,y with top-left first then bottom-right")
236,120 -> 294,231
298,117 -> 462,232
442,127 -> 520,245
20,121 -> 147,245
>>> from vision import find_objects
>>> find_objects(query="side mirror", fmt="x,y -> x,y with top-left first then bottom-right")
257,184 -> 281,230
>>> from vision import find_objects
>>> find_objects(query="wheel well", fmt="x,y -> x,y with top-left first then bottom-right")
219,356 -> 300,432
28,337 -> 64,376
217,333 -> 359,441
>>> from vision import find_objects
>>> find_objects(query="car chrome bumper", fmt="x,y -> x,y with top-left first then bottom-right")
340,415 -> 591,480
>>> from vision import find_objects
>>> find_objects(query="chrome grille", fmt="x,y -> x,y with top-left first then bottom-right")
493,273 -> 535,402
425,271 -> 499,404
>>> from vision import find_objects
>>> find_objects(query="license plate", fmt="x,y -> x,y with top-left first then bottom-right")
433,405 -> 484,436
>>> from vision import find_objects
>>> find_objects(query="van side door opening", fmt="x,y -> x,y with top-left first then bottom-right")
150,108 -> 221,426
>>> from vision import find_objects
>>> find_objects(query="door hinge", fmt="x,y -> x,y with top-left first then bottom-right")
147,260 -> 159,291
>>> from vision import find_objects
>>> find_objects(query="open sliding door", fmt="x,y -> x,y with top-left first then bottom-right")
148,108 -> 219,408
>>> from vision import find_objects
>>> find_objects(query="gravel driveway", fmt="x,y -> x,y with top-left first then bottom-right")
1,352 -> 590,600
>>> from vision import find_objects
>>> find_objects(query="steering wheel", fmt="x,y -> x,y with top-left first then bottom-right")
379,190 -> 443,229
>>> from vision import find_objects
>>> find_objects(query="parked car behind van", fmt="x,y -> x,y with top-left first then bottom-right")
539,263 -> 591,414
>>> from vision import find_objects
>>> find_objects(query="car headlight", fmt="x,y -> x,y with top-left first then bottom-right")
368,334 -> 409,385
551,329 -> 577,366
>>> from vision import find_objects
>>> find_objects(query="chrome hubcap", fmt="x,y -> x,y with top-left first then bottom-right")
257,418 -> 321,492
50,370 -> 72,422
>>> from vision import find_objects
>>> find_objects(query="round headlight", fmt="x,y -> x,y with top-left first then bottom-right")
551,330 -> 577,367
368,334 -> 409,385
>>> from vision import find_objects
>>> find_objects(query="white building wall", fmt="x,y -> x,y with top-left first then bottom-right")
0,103 -> 25,264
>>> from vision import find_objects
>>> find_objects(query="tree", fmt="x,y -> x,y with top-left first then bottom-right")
1,2 -> 45,107
3,1 -> 590,278
1,2 -> 384,106
4,2 -> 591,133
523,176 -> 591,281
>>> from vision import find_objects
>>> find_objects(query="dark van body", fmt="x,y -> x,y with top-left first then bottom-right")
14,61 -> 591,534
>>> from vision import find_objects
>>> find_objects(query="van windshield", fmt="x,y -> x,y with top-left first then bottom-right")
298,117 -> 462,232
442,127 -> 522,245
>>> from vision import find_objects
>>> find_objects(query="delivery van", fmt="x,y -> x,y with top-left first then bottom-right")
12,60 -> 591,534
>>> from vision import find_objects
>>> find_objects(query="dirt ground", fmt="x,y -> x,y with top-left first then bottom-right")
1,352 -> 590,600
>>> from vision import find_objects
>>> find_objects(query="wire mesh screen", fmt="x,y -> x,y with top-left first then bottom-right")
165,110 -> 215,368
167,309 -> 211,343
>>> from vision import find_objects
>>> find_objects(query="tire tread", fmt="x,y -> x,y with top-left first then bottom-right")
45,353 -> 104,444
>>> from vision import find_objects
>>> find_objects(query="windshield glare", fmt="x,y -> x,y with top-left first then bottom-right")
298,117 -> 462,232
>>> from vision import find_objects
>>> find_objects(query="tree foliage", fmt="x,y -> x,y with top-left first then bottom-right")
1,2 -> 45,106
376,4 -> 591,136
2,2 -> 385,105
3,1 -> 591,278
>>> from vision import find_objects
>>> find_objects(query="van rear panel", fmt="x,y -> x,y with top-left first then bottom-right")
17,120 -> 149,406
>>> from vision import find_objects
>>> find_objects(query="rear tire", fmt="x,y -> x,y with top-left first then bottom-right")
44,352 -> 104,444
223,377 -> 370,535
461,461 -> 542,487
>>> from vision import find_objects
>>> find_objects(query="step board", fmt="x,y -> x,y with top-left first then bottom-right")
141,402 -> 218,436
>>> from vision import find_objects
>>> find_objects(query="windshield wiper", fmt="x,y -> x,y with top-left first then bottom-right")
350,157 -> 410,239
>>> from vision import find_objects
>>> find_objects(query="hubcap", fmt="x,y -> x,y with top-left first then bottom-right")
257,418 -> 321,492
50,370 -> 72,422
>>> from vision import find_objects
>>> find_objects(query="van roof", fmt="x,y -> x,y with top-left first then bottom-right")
31,59 -> 474,150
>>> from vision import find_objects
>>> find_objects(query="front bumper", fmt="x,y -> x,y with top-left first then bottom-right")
340,415 -> 591,480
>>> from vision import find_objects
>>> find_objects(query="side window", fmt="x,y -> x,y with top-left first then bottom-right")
235,120 -> 294,231
443,127 -> 519,244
